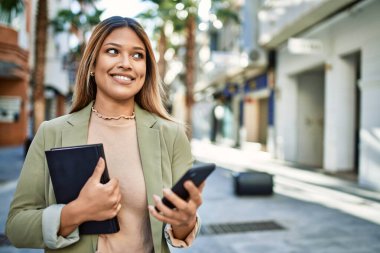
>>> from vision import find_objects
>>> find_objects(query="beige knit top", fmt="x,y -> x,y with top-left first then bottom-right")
88,113 -> 154,253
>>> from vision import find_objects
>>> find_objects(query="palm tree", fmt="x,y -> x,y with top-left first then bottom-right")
184,10 -> 196,134
33,0 -> 48,133
137,1 -> 184,111
31,0 -> 102,132
50,2 -> 103,57
50,1 -> 103,94
140,0 -> 239,138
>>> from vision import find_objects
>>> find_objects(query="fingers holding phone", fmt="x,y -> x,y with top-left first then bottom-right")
148,163 -> 215,227
148,185 -> 199,228
184,180 -> 205,207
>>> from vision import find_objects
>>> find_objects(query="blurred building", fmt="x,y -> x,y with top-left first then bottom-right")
192,0 -> 380,191
193,0 -> 273,150
0,0 -> 31,146
258,0 -> 380,190
29,0 -> 72,120
0,0 -> 73,147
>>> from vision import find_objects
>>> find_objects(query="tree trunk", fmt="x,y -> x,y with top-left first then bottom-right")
158,27 -> 167,82
158,27 -> 170,110
33,0 -> 48,134
184,14 -> 196,138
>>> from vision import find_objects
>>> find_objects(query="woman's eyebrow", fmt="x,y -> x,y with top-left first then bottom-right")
132,46 -> 145,51
104,42 -> 122,47
104,42 -> 145,51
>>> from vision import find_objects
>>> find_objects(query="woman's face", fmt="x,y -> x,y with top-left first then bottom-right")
93,27 -> 146,104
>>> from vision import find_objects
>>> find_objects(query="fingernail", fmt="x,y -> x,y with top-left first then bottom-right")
153,195 -> 160,201
163,188 -> 171,195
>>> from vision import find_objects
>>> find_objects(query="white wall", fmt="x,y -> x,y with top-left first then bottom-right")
324,54 -> 357,171
358,33 -> 380,190
275,25 -> 326,162
275,0 -> 380,189
275,72 -> 298,161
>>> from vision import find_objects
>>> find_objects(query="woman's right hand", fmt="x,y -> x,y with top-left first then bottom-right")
75,158 -> 122,221
59,158 -> 121,236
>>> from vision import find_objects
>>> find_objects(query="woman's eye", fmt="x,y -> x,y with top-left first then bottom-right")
106,48 -> 119,55
132,52 -> 144,59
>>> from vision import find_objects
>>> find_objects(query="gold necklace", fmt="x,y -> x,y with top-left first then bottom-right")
91,106 -> 136,120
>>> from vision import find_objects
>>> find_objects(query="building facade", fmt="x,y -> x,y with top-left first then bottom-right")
0,1 -> 31,146
193,0 -> 274,150
258,0 -> 380,190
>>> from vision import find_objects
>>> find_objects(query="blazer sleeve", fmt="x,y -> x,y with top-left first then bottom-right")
170,124 -> 194,183
164,124 -> 202,247
6,121 -> 48,248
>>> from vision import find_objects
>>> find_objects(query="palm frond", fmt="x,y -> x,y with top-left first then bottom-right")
0,0 -> 24,25
216,8 -> 240,24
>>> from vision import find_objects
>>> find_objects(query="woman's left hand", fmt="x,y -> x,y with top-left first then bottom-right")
148,181 -> 205,239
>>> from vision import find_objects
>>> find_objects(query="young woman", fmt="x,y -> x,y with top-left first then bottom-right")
6,16 -> 203,253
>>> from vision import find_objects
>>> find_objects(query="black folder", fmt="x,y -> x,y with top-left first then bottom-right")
45,143 -> 120,234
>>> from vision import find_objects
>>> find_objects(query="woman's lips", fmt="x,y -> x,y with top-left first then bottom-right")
111,74 -> 135,84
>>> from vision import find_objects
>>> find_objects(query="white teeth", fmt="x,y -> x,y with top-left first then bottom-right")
113,75 -> 132,81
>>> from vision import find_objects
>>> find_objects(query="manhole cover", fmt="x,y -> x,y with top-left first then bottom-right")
199,220 -> 285,236
0,234 -> 11,246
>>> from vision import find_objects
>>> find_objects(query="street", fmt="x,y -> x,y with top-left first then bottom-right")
1,0 -> 380,252
1,142 -> 380,253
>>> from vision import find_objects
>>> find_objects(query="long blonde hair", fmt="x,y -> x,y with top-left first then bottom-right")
70,16 -> 172,121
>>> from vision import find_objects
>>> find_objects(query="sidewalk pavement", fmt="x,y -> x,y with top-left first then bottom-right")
169,139 -> 380,253
1,142 -> 380,252
0,146 -> 24,183
0,146 -> 42,253
190,139 -> 380,223
193,139 -> 380,198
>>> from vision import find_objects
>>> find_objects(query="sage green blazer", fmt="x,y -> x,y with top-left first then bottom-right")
6,102 -> 194,253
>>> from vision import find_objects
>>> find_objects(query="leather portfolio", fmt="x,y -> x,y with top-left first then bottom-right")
45,143 -> 120,234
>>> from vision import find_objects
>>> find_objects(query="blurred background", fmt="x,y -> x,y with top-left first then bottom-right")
0,0 -> 380,252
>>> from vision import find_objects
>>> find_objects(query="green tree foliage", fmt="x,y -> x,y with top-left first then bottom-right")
50,1 -> 103,58
0,0 -> 24,25
140,0 -> 239,136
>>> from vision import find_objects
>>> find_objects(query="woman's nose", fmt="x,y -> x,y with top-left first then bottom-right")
118,55 -> 132,69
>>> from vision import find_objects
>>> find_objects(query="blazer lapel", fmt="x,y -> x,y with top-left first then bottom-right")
135,104 -> 163,253
61,103 -> 92,147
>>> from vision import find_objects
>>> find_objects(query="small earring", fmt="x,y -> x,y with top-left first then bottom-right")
90,71 -> 95,76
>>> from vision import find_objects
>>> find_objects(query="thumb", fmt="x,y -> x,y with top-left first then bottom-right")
91,157 -> 105,182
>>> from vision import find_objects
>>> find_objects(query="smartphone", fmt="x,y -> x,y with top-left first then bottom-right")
157,163 -> 216,211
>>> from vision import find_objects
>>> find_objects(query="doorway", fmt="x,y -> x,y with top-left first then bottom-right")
258,97 -> 269,149
296,68 -> 325,167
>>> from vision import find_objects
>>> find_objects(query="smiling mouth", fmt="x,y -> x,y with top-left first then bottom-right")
111,74 -> 135,82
